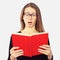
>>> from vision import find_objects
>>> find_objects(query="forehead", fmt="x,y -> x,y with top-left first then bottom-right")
24,7 -> 36,13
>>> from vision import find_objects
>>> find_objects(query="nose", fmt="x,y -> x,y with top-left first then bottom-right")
28,15 -> 32,20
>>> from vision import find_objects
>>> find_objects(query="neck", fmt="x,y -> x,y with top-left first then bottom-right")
21,26 -> 38,34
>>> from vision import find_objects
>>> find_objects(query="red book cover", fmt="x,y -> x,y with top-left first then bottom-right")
12,32 -> 48,57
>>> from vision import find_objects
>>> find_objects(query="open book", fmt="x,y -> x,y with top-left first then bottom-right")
12,32 -> 48,57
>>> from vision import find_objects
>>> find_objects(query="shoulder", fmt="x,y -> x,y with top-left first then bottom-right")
17,31 -> 21,33
12,31 -> 21,34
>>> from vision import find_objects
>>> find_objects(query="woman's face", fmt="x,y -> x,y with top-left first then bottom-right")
23,7 -> 37,28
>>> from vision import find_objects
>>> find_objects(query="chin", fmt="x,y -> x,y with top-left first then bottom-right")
27,25 -> 34,28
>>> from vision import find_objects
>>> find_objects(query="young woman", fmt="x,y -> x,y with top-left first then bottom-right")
8,2 -> 53,60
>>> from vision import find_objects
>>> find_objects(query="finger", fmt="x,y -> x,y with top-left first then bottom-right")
10,49 -> 24,55
38,49 -> 45,51
38,49 -> 45,53
38,49 -> 48,55
10,47 -> 19,51
10,47 -> 19,54
39,46 -> 48,50
38,48 -> 51,56
15,50 -> 24,53
16,53 -> 24,56
42,45 -> 50,48
11,52 -> 24,58
15,51 -> 24,55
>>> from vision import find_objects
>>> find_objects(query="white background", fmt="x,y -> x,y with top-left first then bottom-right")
0,0 -> 60,60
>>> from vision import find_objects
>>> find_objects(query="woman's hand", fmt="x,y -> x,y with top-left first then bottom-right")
10,47 -> 24,60
38,45 -> 52,60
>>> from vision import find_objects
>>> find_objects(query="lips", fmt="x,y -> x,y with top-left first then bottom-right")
28,22 -> 32,24
28,22 -> 32,23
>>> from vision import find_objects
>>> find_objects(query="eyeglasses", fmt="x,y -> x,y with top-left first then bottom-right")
24,13 -> 36,17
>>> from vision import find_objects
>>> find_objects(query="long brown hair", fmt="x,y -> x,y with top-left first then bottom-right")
20,2 -> 45,32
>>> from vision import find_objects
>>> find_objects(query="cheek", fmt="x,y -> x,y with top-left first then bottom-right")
33,18 -> 37,23
23,16 -> 27,23
23,16 -> 26,20
32,20 -> 36,26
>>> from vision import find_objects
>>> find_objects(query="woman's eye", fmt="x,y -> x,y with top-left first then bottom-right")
24,13 -> 29,16
32,14 -> 36,16
26,14 -> 29,16
24,13 -> 36,16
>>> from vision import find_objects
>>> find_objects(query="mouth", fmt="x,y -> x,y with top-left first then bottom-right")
28,22 -> 32,24
28,22 -> 32,23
